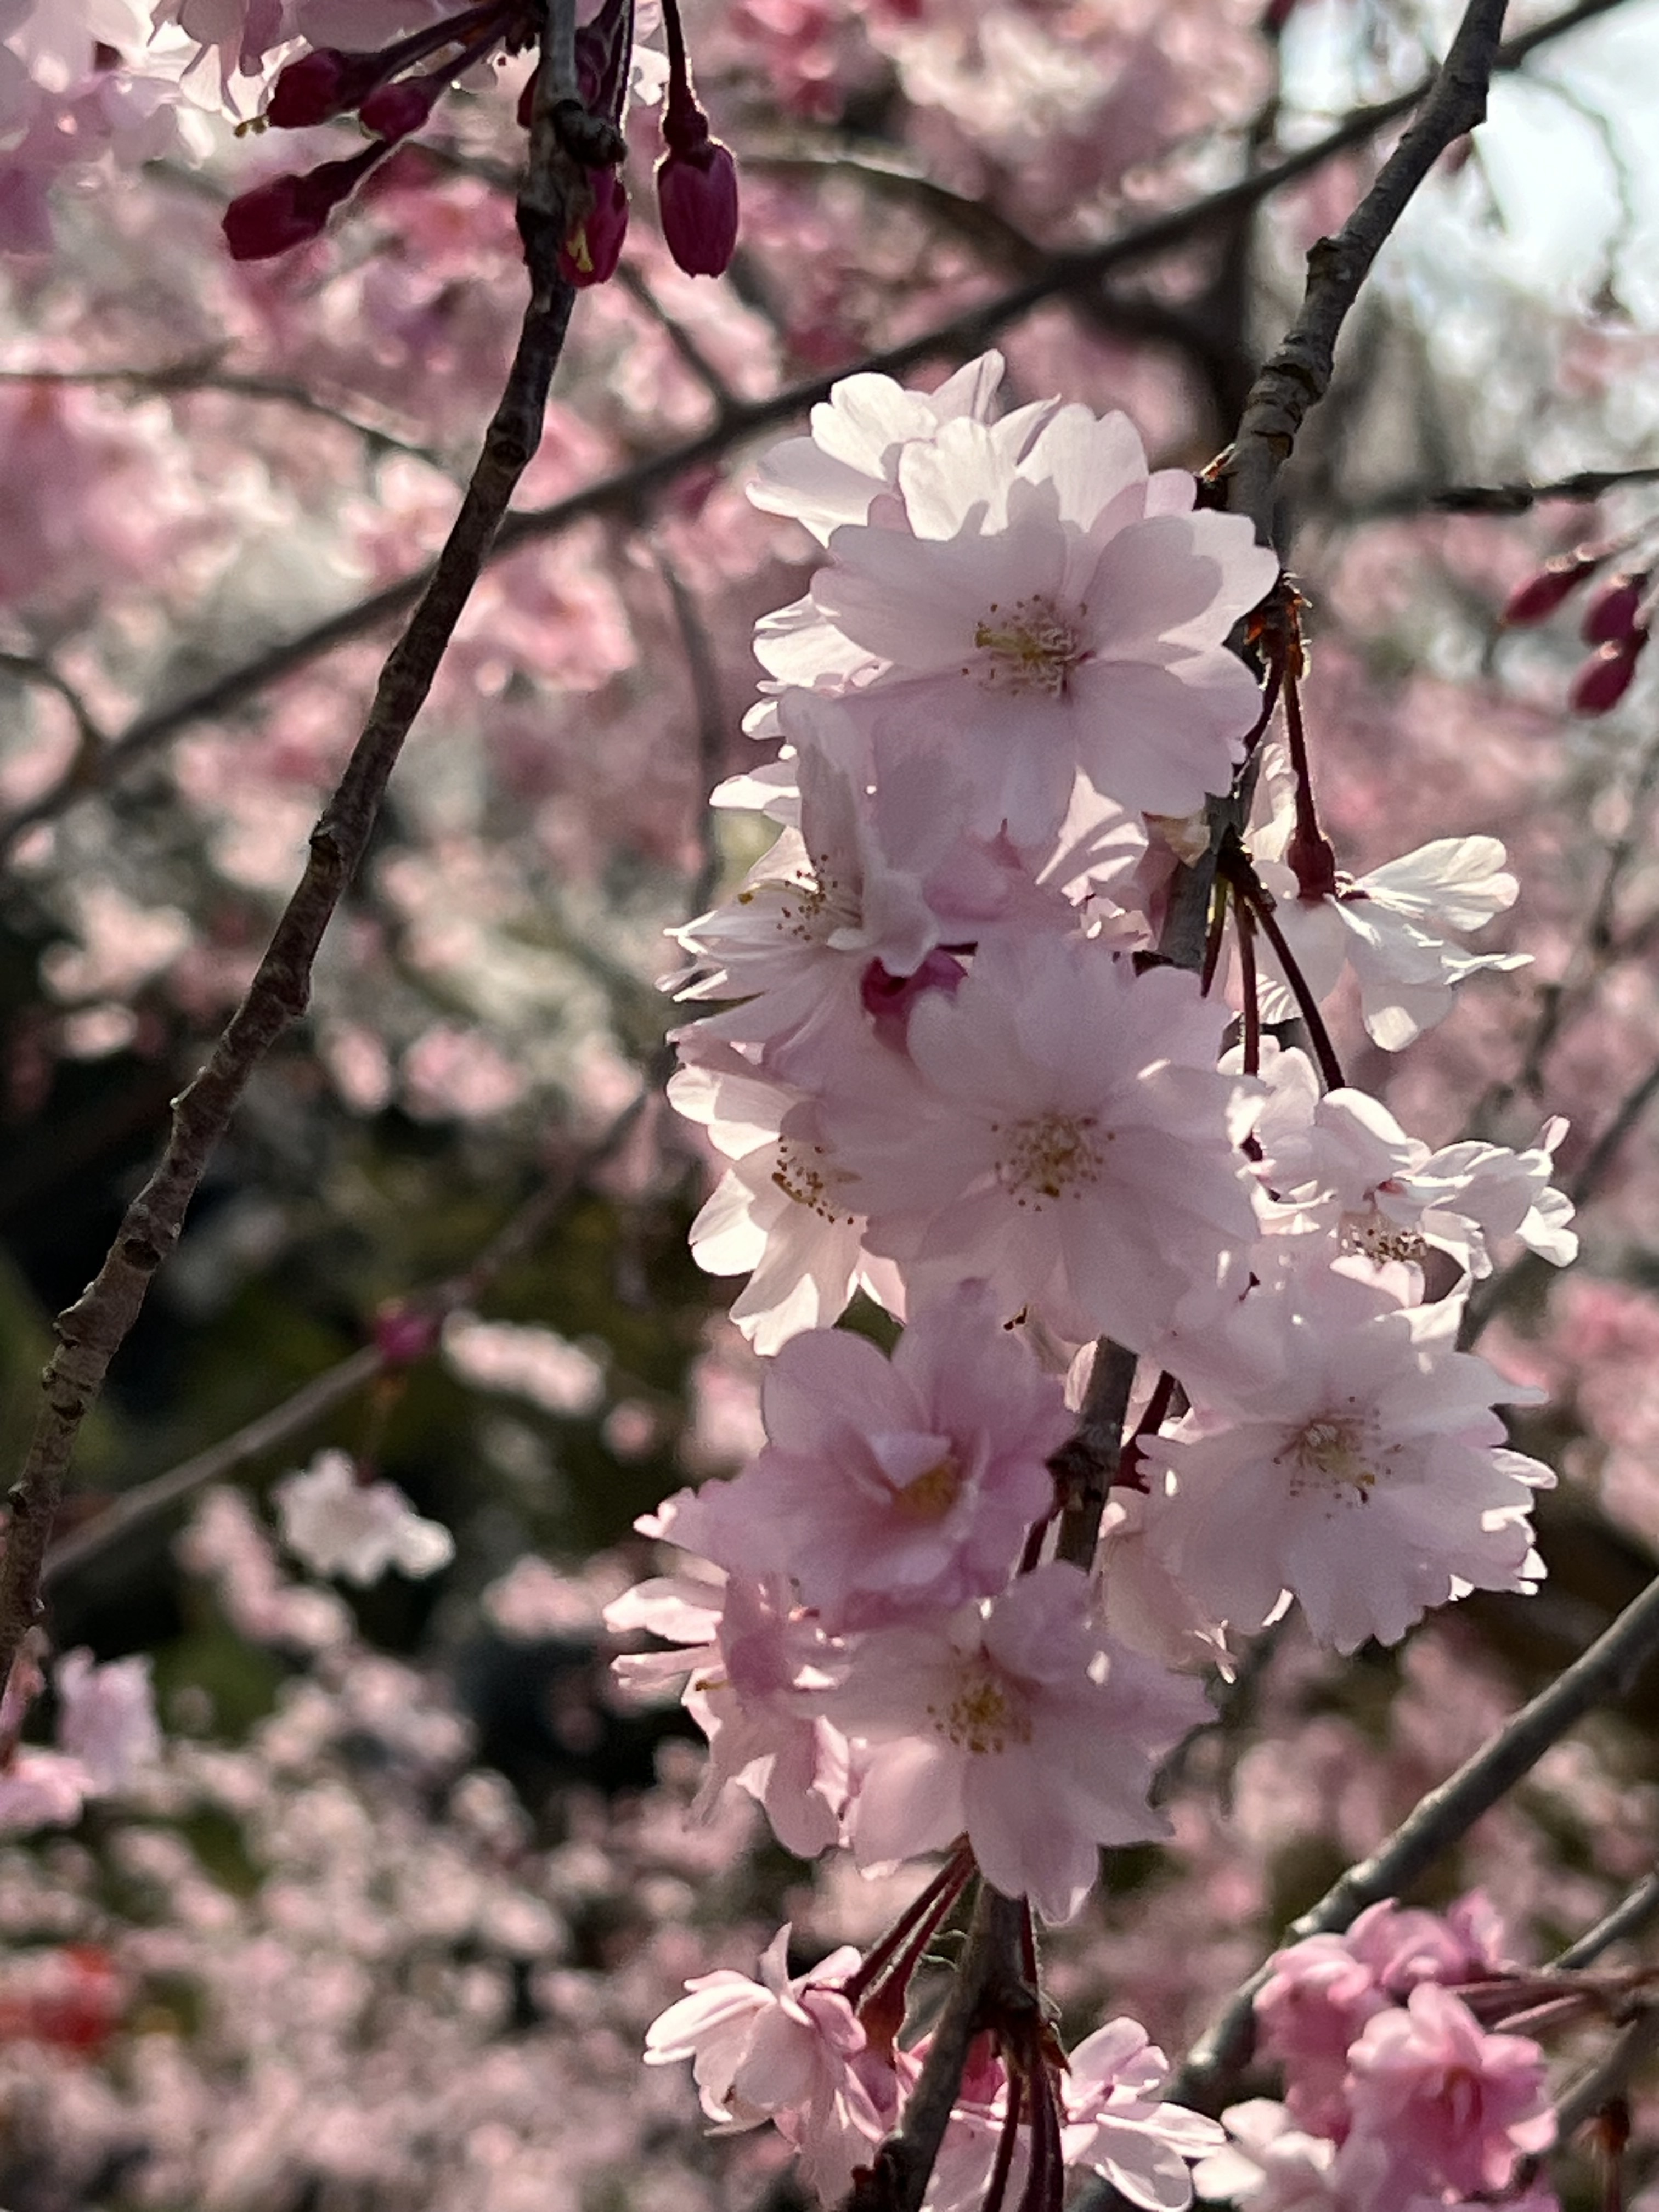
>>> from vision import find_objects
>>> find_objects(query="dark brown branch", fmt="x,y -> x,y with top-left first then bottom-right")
1222,0 -> 1512,540
1167,1566 -> 1659,2114
0,0 -> 1624,859
1362,460 -> 1659,517
0,58 -> 586,1697
1555,1872 -> 1659,1971
1051,1341 -> 1139,1568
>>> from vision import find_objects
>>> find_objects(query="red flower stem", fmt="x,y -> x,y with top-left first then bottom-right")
1225,857 -> 1345,1091
1280,665 -> 1339,899
980,2070 -> 1025,2212
839,1843 -> 974,2013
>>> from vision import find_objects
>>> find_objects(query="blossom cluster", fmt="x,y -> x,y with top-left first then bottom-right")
1198,1898 -> 1557,2212
617,355 -> 1579,2205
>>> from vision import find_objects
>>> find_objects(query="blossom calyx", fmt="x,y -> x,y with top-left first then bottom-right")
1499,543 -> 1605,626
1570,627 -> 1650,715
558,168 -> 630,287
267,48 -> 387,128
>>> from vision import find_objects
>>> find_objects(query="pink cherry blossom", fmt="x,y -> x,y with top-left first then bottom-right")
1144,1268 -> 1553,1651
808,403 -> 1277,843
1060,2017 -> 1227,2210
1249,750 -> 1528,1050
823,1561 -> 1209,1921
837,931 -> 1261,1352
1344,1983 -> 1554,2198
687,1280 -> 1069,1628
54,1649 -> 162,1792
645,1925 -> 889,2199
667,1040 -> 909,1352
273,1448 -> 455,1585
1252,1932 -> 1389,2138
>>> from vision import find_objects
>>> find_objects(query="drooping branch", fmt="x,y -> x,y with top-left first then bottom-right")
0,26 -> 591,1703
1167,1565 -> 1659,2114
0,0 -> 1625,857
1221,0 -> 1512,541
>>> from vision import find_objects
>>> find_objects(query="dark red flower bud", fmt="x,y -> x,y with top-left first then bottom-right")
373,1302 -> 442,1368
268,47 -> 385,127
1581,571 -> 1649,646
1500,545 -> 1605,627
222,143 -> 387,261
1261,0 -> 1299,33
557,167 -> 629,286
656,137 -> 738,276
1569,629 -> 1650,716
359,74 -> 444,142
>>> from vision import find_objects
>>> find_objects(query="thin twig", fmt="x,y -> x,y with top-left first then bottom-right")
618,266 -> 741,417
1552,2005 -> 1659,2140
1222,0 -> 1512,540
1051,1342 -> 1139,1568
41,1080 -> 656,1587
1361,460 -> 1659,517
1169,1566 -> 1659,2114
0,364 -> 456,475
0,650 -> 109,758
1556,1872 -> 1659,1971
0,0 -> 1623,858
0,38 -> 585,1700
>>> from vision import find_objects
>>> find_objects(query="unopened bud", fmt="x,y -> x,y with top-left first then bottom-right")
222,143 -> 386,262
373,1302 -> 443,1368
1581,571 -> 1649,646
359,74 -> 443,142
268,47 -> 384,127
656,137 -> 739,276
557,167 -> 629,287
1500,545 -> 1605,627
1569,629 -> 1650,716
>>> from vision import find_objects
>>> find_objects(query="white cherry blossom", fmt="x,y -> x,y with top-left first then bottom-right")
273,1448 -> 455,1587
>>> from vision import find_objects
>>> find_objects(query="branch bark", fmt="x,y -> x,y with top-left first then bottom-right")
0,65 -> 586,1697
1221,0 -> 1512,541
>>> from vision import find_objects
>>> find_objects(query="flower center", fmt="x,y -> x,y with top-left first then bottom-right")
1340,1205 -> 1428,1267
972,596 -> 1087,698
892,1453 -> 965,1523
738,861 -> 859,946
991,1113 -> 1104,1207
927,1659 -> 1032,1756
1286,1414 -> 1376,1499
772,1137 -> 854,1224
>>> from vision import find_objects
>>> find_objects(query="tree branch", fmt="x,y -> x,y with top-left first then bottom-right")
1222,0 -> 1511,541
0,0 -> 1624,856
1168,1565 -> 1659,2114
1555,1871 -> 1659,1970
0,65 -> 586,1698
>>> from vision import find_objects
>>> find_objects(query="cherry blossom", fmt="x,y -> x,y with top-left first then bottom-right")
273,1448 -> 456,1585
1143,1269 -> 1553,1651
837,931 -> 1261,1351
1344,1983 -> 1554,2199
645,1926 -> 891,2199
823,1562 -> 1209,1920
686,1282 -> 1069,1629
1060,2018 -> 1228,2211
1249,751 -> 1528,1049
808,403 -> 1278,843
54,1649 -> 162,1792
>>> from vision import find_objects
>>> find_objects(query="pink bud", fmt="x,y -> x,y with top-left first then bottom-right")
222,144 -> 386,262
1500,545 -> 1605,627
222,174 -> 328,260
1569,629 -> 1650,716
358,74 -> 443,142
656,138 -> 738,276
373,1302 -> 442,1368
557,167 -> 629,287
1581,571 -> 1649,646
268,47 -> 383,127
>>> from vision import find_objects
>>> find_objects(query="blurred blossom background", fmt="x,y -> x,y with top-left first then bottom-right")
4,0 -> 1659,2203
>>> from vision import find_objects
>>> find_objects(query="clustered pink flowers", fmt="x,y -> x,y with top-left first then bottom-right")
615,356 -> 1578,2206
1197,1898 -> 1558,2211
